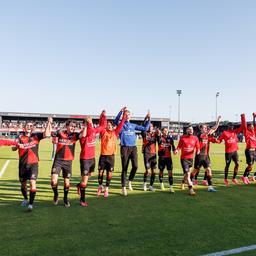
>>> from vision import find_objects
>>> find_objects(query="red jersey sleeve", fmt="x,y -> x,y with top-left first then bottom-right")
208,136 -> 217,143
86,122 -> 94,137
115,117 -> 126,136
241,114 -> 248,136
234,125 -> 243,134
176,138 -> 183,151
0,139 -> 17,147
94,114 -> 107,134
217,132 -> 224,143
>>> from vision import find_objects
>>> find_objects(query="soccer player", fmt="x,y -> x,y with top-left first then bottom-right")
191,116 -> 221,192
76,111 -> 106,206
241,113 -> 256,184
174,125 -> 200,196
12,118 -> 52,211
51,119 -> 81,207
114,107 -> 150,196
142,123 -> 158,192
157,127 -> 176,193
217,118 -> 243,186
97,111 -> 127,198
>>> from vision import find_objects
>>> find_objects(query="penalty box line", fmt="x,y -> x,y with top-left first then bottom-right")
202,244 -> 256,256
0,160 -> 10,178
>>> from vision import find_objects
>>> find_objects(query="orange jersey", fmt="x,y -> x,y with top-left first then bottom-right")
100,130 -> 119,155
100,117 -> 125,155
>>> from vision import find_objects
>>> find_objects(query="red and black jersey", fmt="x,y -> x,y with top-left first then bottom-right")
176,135 -> 200,159
142,131 -> 157,155
157,135 -> 175,158
52,130 -> 80,161
16,133 -> 44,165
197,132 -> 217,156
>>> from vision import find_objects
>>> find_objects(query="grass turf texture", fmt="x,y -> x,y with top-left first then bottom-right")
1,140 -> 256,256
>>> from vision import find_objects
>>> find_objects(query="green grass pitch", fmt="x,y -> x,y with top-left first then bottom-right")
0,139 -> 256,256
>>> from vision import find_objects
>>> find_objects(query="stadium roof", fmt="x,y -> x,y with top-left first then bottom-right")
0,111 -> 171,122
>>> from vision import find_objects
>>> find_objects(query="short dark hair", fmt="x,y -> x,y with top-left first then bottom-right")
65,120 -> 77,127
186,124 -> 193,130
25,121 -> 34,126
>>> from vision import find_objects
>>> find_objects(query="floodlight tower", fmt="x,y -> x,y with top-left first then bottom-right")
177,90 -> 182,138
216,92 -> 220,120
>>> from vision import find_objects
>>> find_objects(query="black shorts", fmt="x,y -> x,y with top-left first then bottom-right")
245,149 -> 256,165
98,155 -> 115,172
144,153 -> 157,170
181,158 -> 193,174
19,163 -> 38,182
194,155 -> 211,169
51,159 -> 72,178
158,157 -> 173,171
225,151 -> 239,165
80,158 -> 95,176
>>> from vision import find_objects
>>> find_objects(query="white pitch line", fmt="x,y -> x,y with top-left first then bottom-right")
0,160 -> 10,178
202,244 -> 256,256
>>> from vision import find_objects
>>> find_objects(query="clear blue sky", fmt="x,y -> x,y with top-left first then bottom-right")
0,0 -> 255,122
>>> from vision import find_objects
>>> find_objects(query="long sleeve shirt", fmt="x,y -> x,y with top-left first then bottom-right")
80,114 -> 107,160
100,117 -> 125,155
114,111 -> 150,146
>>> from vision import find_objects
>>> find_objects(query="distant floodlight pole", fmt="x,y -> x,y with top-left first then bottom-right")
177,90 -> 182,138
215,92 -> 220,120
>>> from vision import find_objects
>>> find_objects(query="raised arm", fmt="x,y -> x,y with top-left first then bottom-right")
81,116 -> 93,138
44,116 -> 53,138
241,113 -> 247,135
114,107 -> 126,126
253,113 -> 256,132
115,111 -> 128,135
134,112 -> 150,132
208,115 -> 221,135
94,110 -> 107,134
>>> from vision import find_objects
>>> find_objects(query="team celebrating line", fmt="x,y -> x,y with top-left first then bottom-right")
0,109 -> 256,211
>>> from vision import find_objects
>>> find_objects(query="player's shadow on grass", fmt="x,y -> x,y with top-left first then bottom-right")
0,157 -> 19,160
0,170 -> 254,210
